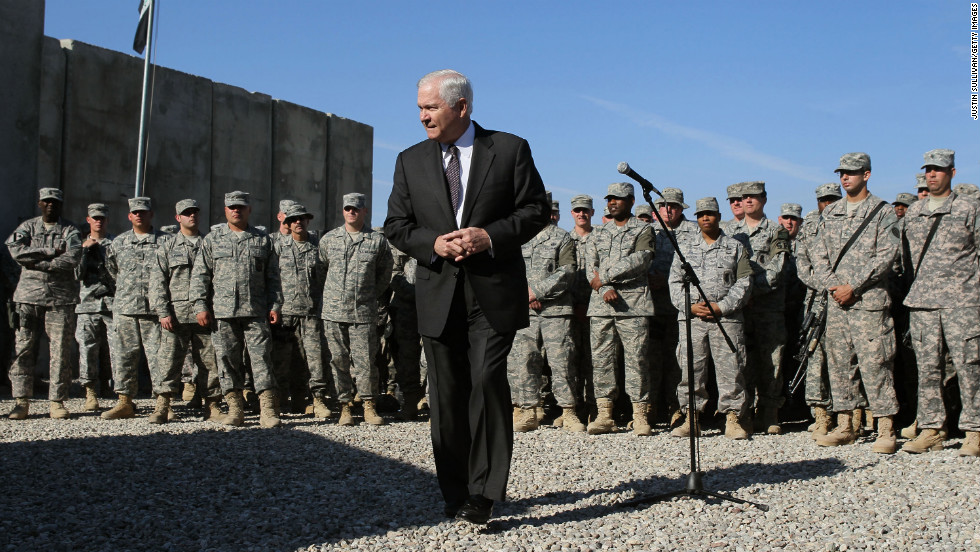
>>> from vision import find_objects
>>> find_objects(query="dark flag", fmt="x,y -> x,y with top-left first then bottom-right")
133,0 -> 150,54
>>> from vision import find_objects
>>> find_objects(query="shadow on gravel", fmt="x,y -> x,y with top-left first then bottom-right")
0,428 -> 445,551
488,457 -> 850,532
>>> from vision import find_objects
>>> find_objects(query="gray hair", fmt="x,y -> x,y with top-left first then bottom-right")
418,69 -> 474,113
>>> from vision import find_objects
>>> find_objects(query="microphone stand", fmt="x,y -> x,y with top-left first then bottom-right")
615,162 -> 768,512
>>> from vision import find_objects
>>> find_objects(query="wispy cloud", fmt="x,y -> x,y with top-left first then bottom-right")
582,95 -> 824,184
374,141 -> 404,153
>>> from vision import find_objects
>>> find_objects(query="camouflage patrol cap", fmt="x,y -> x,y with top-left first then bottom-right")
225,191 -> 250,207
893,193 -> 917,206
159,224 -> 178,234
39,188 -> 63,202
175,198 -> 199,214
343,193 -> 366,209
128,197 -> 152,212
815,182 -> 842,199
655,188 -> 689,209
551,200 -> 560,211
921,149 -> 954,169
87,203 -> 108,217
570,194 -> 593,210
604,182 -> 634,199
954,183 -> 980,199
278,199 -> 299,213
635,204 -> 652,217
740,181 -> 766,195
283,203 -> 314,220
726,183 -> 743,200
780,203 -> 803,219
603,206 -> 611,217
694,197 -> 720,215
915,173 -> 927,190
835,152 -> 871,173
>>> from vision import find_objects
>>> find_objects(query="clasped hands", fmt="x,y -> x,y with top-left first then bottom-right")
434,227 -> 490,262
591,270 -> 620,303
690,301 -> 721,320
828,284 -> 858,307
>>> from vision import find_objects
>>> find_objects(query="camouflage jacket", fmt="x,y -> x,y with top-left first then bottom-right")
902,192 -> 980,309
107,230 -> 169,317
585,216 -> 655,317
154,231 -> 206,324
76,234 -> 115,314
523,223 -> 575,317
569,227 -> 598,307
669,232 -> 752,321
812,194 -> 899,312
5,216 -> 82,306
389,245 -> 417,314
794,210 -> 821,291
274,234 -> 324,317
318,226 -> 393,324
650,218 -> 699,314
727,216 -> 790,312
190,224 -> 282,319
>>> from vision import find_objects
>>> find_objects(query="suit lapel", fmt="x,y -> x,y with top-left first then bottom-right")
460,124 -> 494,227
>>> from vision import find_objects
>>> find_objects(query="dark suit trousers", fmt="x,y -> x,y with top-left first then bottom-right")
423,274 -> 515,504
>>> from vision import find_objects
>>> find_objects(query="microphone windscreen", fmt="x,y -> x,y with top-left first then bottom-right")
617,162 -> 630,174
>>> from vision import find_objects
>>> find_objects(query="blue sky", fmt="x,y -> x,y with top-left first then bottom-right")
44,1 -> 978,231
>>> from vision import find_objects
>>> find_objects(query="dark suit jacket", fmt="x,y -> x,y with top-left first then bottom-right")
384,122 -> 549,337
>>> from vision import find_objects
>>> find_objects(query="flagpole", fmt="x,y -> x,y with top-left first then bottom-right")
134,0 -> 155,197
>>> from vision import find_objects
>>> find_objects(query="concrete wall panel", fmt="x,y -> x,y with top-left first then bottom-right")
272,100 -> 327,233
37,36 -> 66,198
325,115 -> 373,230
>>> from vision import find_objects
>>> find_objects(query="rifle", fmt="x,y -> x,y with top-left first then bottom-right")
787,290 -> 827,395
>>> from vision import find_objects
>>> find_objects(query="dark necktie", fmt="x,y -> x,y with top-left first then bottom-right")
446,145 -> 461,215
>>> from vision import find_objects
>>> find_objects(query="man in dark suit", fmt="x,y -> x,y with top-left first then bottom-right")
384,69 -> 549,524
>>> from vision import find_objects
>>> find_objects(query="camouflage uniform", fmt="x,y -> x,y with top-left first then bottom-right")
569,227 -> 597,407
669,231 -> 752,414
107,225 -> 170,397
319,225 -> 393,402
794,209 -> 833,408
903,191 -> 980,432
5,213 -> 82,400
586,215 -> 655,403
507,223 -> 576,409
812,193 -> 900,417
153,229 -> 221,400
190,223 -> 282,394
75,230 -> 115,392
389,245 -> 423,400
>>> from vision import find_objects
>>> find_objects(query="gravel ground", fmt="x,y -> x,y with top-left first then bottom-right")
0,397 -> 977,552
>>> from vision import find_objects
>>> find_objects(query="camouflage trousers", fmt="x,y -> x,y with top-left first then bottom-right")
75,311 -> 115,390
507,315 -> 576,409
591,316 -> 651,403
324,320 -> 378,402
676,317 -> 748,415
157,322 -> 220,398
743,309 -> 787,409
803,340 -> 832,408
391,308 -> 423,397
824,306 -> 897,416
272,315 -> 332,398
9,303 -> 75,400
213,317 -> 276,394
650,311 -> 682,414
113,314 -> 161,397
569,309 -> 593,407
910,308 -> 980,432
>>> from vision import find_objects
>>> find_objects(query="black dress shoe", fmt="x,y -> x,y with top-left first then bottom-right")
444,498 -> 466,518
455,494 -> 494,525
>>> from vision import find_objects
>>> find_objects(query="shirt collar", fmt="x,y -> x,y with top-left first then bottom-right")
441,121 -> 475,154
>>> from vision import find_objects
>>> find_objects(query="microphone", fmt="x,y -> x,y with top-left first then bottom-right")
617,162 -> 661,199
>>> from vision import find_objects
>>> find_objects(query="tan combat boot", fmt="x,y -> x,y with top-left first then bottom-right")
871,415 -> 897,454
101,395 -> 136,420
258,390 -> 282,428
587,399 -> 617,435
203,396 -> 223,421
852,408 -> 865,436
182,382 -> 197,401
560,407 -> 586,433
864,409 -> 875,432
362,398 -> 386,426
810,406 -> 833,439
815,411 -> 856,446
669,408 -> 684,429
220,390 -> 245,427
900,420 -> 918,440
671,411 -> 700,437
8,398 -> 29,420
960,431 -> 980,457
148,394 -> 172,424
632,402 -> 653,436
535,406 -> 545,424
312,395 -> 332,419
84,385 -> 100,411
49,401 -> 70,420
725,411 -> 749,440
514,407 -> 539,432
338,402 -> 355,426
902,427 -> 946,453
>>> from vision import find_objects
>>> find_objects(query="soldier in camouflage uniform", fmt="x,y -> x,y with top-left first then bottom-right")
272,203 -> 332,419
508,195 -> 582,432
153,199 -> 223,421
568,194 -> 597,415
726,181 -> 791,434
388,240 -> 424,419
916,173 -> 929,201
190,191 -> 283,428
811,153 -> 900,453
669,197 -> 753,439
319,193 -> 393,426
75,203 -> 115,411
892,193 -> 916,219
635,204 -> 653,223
5,188 -> 81,420
721,183 -> 745,236
902,149 -> 980,456
102,197 -> 170,421
584,182 -> 655,435
953,183 -> 980,200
